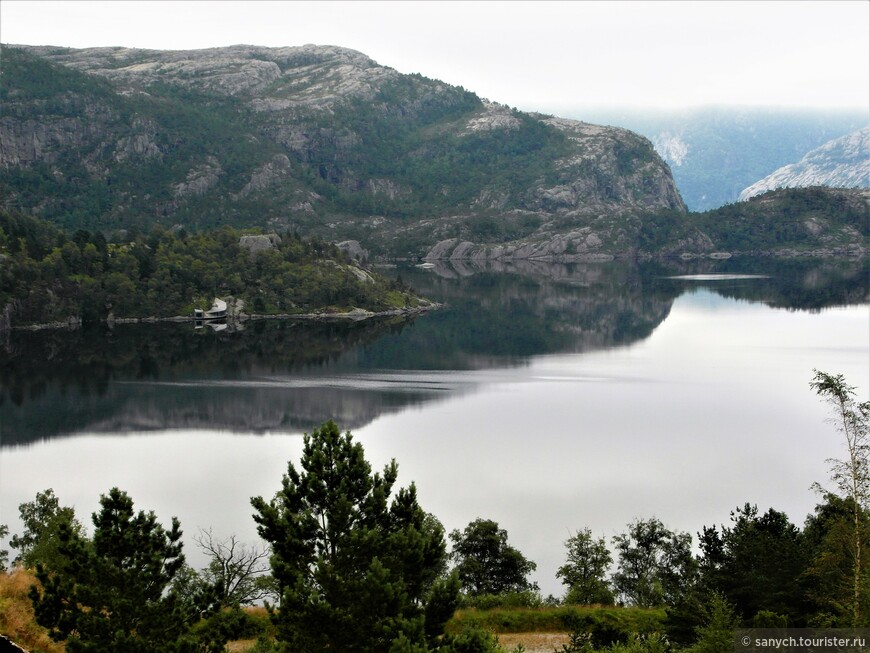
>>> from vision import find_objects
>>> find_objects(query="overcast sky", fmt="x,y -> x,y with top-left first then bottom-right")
1,1 -> 868,113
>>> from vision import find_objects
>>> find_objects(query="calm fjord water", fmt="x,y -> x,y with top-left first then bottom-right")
2,259 -> 868,597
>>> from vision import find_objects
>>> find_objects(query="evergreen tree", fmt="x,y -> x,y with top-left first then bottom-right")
251,420 -> 458,652
699,504 -> 807,622
30,487 -> 197,653
687,593 -> 741,653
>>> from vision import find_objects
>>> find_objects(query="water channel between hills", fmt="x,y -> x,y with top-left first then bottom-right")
1,258 -> 868,597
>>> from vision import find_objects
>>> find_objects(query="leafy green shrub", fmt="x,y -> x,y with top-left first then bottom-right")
441,625 -> 503,653
459,591 -> 543,610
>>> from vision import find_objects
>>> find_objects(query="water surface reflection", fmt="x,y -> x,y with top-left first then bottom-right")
1,258 -> 866,444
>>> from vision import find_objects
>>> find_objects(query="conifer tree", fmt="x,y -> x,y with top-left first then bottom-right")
30,487 -> 197,653
251,420 -> 458,652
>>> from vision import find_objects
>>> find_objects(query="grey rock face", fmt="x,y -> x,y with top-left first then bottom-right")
174,157 -> 223,198
239,233 -> 282,253
739,126 -> 870,200
337,240 -> 369,261
233,154 -> 291,199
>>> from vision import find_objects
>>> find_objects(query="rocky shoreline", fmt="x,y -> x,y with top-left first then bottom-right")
6,302 -> 441,333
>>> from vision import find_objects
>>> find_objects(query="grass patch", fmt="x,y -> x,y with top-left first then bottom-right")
0,567 -> 66,653
447,604 -> 667,636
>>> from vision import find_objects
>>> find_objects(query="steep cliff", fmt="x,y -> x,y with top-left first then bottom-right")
0,44 -> 686,257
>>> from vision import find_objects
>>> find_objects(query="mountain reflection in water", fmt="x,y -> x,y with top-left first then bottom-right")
1,258 -> 866,445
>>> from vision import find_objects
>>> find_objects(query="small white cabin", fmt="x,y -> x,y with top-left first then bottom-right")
194,298 -> 227,320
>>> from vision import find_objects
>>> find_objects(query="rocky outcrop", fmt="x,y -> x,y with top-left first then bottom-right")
423,227 -> 714,263
739,126 -> 870,201
173,157 -> 223,198
233,154 -> 291,199
337,240 -> 369,262
239,233 -> 281,253
539,117 -> 686,215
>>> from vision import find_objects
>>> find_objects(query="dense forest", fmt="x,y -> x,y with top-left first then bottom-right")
1,372 -> 867,653
634,186 -> 869,255
0,210 -> 426,328
688,187 -> 869,252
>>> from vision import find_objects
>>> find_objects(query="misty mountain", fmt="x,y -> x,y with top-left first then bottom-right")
566,106 -> 867,211
739,126 -> 869,200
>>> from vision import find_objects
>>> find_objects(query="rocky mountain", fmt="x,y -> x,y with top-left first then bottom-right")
738,127 -> 869,201
570,106 -> 867,212
0,44 -> 685,259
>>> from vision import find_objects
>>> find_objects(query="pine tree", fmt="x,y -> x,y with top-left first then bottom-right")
30,487 -> 195,653
251,420 -> 458,652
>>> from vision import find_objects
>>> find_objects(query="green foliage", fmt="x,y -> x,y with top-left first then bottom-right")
612,518 -> 696,608
0,210 -> 423,326
808,370 -> 870,626
684,593 -> 740,653
439,625 -> 503,653
636,209 -> 700,253
802,493 -> 870,626
558,528 -> 615,605
459,591 -> 544,610
607,633 -> 672,653
449,519 -> 538,597
698,504 -> 807,622
189,606 -> 269,653
29,487 -> 208,653
0,46 -> 119,109
9,488 -> 85,571
689,187 -> 870,252
447,604 -> 666,636
251,420 -> 457,652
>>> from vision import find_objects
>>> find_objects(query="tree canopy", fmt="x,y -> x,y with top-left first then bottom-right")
0,210 -> 423,327
251,420 -> 459,652
558,528 -> 615,605
29,488 -> 205,653
448,518 -> 538,598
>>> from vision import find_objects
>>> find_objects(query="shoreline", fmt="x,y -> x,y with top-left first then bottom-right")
7,302 -> 442,333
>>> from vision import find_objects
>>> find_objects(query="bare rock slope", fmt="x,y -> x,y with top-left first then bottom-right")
739,126 -> 870,201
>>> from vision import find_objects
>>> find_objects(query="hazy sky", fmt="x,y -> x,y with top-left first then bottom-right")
1,1 -> 868,113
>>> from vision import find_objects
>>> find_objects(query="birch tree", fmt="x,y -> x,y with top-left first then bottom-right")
811,369 -> 870,625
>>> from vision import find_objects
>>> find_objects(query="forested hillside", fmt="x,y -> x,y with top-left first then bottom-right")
0,44 -> 684,258
0,211 -> 425,328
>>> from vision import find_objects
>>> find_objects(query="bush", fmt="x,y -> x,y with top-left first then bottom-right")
459,591 -> 543,610
447,604 -> 666,637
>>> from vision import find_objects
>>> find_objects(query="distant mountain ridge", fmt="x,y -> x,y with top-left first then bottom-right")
568,106 -> 867,212
0,44 -> 684,258
739,127 -> 870,201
